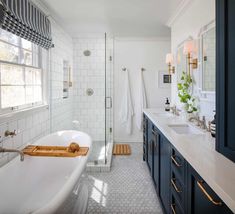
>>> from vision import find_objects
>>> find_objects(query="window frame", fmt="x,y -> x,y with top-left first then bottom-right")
0,32 -> 47,116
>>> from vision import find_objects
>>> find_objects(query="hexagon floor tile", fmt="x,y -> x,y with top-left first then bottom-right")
86,142 -> 163,214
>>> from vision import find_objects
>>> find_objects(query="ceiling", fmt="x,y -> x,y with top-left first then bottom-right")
41,0 -> 183,37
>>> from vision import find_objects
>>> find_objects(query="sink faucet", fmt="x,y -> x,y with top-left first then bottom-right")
189,115 -> 207,130
170,105 -> 181,116
0,147 -> 24,161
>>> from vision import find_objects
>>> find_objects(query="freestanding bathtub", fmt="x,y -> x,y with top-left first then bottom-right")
0,130 -> 92,214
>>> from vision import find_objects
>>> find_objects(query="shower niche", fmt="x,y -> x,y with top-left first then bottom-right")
63,60 -> 72,99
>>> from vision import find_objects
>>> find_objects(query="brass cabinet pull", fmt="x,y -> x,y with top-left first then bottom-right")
171,155 -> 182,167
171,203 -> 177,214
197,180 -> 223,206
171,178 -> 182,193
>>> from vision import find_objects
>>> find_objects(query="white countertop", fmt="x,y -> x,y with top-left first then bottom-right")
143,108 -> 235,213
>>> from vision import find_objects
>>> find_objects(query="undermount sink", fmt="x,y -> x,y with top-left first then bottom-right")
153,112 -> 173,118
168,124 -> 204,135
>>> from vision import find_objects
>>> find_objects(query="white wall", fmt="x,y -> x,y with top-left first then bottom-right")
114,38 -> 171,142
0,1 -> 73,167
170,0 -> 215,120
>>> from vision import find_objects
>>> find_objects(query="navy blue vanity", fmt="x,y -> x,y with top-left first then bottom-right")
143,113 -> 233,214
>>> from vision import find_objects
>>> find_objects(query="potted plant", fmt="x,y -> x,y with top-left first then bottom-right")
177,71 -> 197,119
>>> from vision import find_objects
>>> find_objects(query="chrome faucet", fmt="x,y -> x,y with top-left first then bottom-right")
170,105 -> 181,116
189,115 -> 207,130
4,130 -> 16,137
0,147 -> 24,161
200,116 -> 207,130
189,115 -> 201,125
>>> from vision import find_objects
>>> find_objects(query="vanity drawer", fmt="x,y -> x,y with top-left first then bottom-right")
171,194 -> 184,214
171,171 -> 185,206
171,147 -> 185,180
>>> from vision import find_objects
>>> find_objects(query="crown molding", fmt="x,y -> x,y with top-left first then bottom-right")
166,0 -> 194,27
114,37 -> 171,42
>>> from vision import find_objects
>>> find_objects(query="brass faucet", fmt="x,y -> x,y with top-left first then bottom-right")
0,147 -> 24,161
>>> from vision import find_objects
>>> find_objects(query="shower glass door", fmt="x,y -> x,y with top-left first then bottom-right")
85,33 -> 113,166
104,33 -> 114,164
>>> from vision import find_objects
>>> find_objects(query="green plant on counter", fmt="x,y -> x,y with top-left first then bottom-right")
177,71 -> 197,113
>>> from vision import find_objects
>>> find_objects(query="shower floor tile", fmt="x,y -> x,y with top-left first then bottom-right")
88,141 -> 107,164
86,142 -> 163,214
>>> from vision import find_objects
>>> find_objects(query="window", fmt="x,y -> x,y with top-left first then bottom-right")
0,29 -> 44,113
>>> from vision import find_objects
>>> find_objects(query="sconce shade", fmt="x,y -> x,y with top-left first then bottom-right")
166,53 -> 174,64
183,40 -> 197,55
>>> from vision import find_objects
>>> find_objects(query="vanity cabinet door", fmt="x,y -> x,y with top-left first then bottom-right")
143,114 -> 148,162
187,165 -> 233,214
160,135 -> 171,214
216,0 -> 235,162
152,127 -> 160,195
147,120 -> 154,176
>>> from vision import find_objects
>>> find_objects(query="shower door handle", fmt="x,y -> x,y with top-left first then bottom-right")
105,97 -> 112,109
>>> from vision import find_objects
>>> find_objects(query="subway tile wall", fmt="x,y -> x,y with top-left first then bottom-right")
0,11 -> 74,167
73,36 -> 113,142
50,19 -> 74,133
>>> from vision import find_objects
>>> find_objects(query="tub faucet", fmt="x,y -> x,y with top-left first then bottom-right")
0,147 -> 24,161
4,130 -> 16,137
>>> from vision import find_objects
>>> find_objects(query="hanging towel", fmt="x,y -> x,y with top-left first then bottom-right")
136,70 -> 147,130
119,70 -> 134,135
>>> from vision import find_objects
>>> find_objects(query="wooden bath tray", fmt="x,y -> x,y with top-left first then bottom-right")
22,145 -> 89,157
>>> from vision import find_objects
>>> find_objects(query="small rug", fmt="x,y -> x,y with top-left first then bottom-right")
113,144 -> 131,155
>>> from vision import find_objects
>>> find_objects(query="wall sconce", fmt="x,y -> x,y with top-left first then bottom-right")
183,40 -> 198,76
165,53 -> 175,75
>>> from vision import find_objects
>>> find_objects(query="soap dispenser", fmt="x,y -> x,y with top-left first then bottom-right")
165,98 -> 170,112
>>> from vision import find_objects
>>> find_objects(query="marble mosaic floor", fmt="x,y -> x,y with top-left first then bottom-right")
86,142 -> 163,214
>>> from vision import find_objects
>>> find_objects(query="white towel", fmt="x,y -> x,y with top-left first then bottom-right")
119,70 -> 134,135
136,70 -> 147,130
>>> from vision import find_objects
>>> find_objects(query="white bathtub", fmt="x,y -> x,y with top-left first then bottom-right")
0,130 -> 92,214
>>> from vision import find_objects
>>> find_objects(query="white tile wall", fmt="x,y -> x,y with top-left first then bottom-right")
0,109 -> 50,167
0,2 -> 114,167
0,8 -> 74,167
73,36 -> 113,142
50,19 -> 74,132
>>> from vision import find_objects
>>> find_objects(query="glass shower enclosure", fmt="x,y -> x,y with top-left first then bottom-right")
74,33 -> 114,169
50,33 -> 113,170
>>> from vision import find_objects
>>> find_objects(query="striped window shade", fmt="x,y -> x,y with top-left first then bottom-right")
0,0 -> 53,49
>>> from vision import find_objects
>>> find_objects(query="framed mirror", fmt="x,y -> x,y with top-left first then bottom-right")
199,21 -> 216,94
176,37 -> 192,82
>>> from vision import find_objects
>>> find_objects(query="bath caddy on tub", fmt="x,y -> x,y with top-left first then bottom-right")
22,142 -> 89,157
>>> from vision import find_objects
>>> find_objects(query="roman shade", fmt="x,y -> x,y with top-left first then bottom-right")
0,0 -> 53,49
